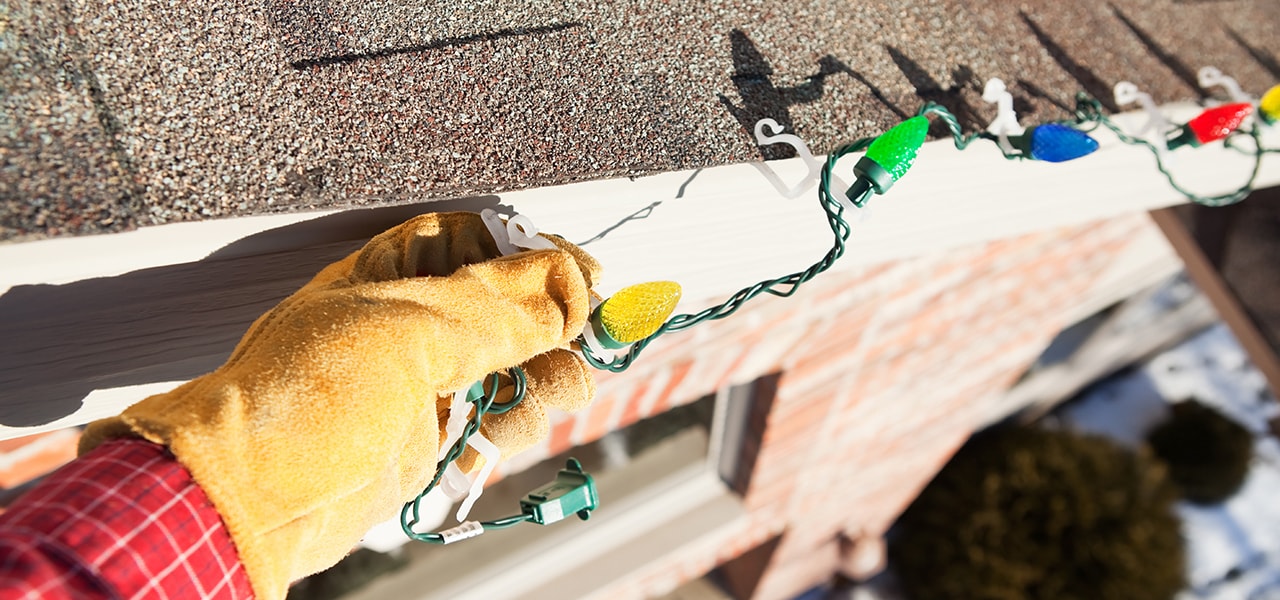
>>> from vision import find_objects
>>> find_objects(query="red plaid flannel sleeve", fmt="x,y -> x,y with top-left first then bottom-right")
0,438 -> 254,599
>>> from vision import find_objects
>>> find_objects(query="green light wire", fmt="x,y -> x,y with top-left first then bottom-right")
926,94 -> 1267,201
1225,129 -> 1280,156
582,138 -> 877,373
402,90 -> 1272,544
583,101 -> 1061,373
1063,93 -> 1263,207
581,101 -> 1056,373
399,91 -> 1270,545
582,93 -> 1270,373
916,102 -> 990,152
401,368 -> 530,544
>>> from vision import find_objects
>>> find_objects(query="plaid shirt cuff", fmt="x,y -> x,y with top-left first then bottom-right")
0,438 -> 254,599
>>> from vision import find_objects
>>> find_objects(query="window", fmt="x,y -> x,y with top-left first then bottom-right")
317,390 -> 751,600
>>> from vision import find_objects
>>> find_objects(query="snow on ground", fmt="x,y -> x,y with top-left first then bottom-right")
1057,324 -> 1280,600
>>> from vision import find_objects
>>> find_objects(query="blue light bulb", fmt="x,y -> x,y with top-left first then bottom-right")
1024,124 -> 1099,163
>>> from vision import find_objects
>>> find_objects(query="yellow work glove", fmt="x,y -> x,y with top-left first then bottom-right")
78,212 -> 600,600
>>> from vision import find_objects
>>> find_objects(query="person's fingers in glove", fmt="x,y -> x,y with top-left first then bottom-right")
77,211 -> 601,600
454,348 -> 596,472
302,212 -> 503,289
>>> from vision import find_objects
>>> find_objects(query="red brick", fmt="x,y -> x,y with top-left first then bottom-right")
548,415 -> 577,457
650,355 -> 701,417
743,478 -> 798,511
754,538 -> 842,600
761,393 -> 837,446
644,360 -> 695,418
585,216 -> 1161,600
806,262 -> 896,308
714,342 -> 761,389
789,309 -> 875,366
579,394 -> 618,446
615,377 -> 653,431
0,434 -> 48,454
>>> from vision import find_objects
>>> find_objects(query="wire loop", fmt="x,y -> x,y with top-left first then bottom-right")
401,366 -> 529,544
1064,93 -> 1263,207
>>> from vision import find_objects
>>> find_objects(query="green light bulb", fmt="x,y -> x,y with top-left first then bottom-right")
845,116 -> 930,206
866,116 -> 929,184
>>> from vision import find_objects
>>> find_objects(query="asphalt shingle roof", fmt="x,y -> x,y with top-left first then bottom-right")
3,0 -> 1278,240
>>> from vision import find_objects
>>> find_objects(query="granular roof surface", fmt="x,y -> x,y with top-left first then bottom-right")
2,0 -> 1278,240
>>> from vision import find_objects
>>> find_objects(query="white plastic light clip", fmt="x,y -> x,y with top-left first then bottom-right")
439,464 -> 471,501
982,78 -> 1025,155
439,389 -> 472,462
454,432 -> 499,521
480,209 -> 520,256
435,386 -> 500,520
436,434 -> 501,522
436,389 -> 474,502
1198,66 -> 1251,103
750,118 -> 851,206
1114,81 -> 1172,137
751,118 -> 824,199
505,214 -> 558,251
479,209 -> 557,257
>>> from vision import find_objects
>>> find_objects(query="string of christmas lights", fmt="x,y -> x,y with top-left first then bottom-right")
1072,94 -> 1264,207
403,70 -> 1278,545
401,371 -> 539,544
579,91 -> 1276,371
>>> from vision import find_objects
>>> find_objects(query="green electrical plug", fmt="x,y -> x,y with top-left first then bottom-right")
845,115 -> 930,207
411,456 -> 597,545
520,458 -> 599,525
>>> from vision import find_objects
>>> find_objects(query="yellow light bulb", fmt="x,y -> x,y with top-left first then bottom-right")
593,281 -> 682,347
1261,84 -> 1280,124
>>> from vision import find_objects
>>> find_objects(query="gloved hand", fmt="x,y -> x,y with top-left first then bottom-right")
78,212 -> 600,600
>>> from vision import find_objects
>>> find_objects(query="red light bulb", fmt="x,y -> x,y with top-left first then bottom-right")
1167,102 -> 1254,149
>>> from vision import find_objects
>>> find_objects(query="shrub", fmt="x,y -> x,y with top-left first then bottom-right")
1147,400 -> 1253,504
889,427 -> 1185,600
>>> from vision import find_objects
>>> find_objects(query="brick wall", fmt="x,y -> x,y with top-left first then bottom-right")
557,212 -> 1156,599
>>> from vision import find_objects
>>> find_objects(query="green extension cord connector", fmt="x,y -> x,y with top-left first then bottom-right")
520,458 -> 599,525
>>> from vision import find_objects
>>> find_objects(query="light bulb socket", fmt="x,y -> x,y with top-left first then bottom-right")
843,177 -> 873,210
587,306 -> 627,350
1165,126 -> 1200,151
1009,130 -> 1036,157
852,156 -> 895,195
463,379 -> 487,404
